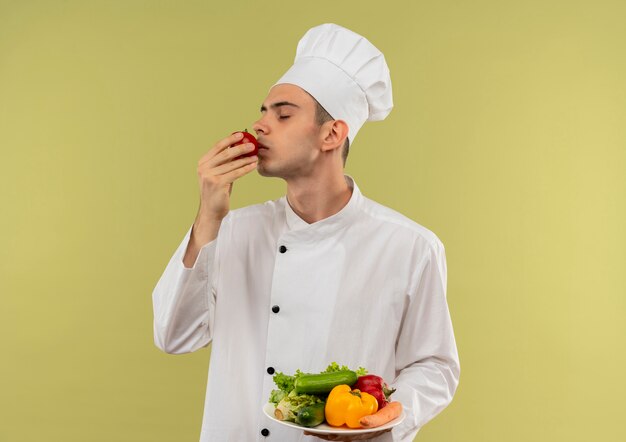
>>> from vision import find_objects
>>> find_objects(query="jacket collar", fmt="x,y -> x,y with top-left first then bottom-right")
281,174 -> 363,241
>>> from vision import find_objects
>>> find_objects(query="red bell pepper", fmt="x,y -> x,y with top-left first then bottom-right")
353,375 -> 396,409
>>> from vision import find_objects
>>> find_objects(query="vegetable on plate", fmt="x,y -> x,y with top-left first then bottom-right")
294,370 -> 358,395
324,384 -> 379,429
274,391 -> 323,422
295,402 -> 326,427
359,401 -> 403,428
353,374 -> 396,409
268,362 -> 398,430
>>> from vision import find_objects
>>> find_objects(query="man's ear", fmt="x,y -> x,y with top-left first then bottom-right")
320,119 -> 349,152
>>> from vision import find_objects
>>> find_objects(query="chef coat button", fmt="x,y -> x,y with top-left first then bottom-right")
272,305 -> 280,313
279,245 -> 287,253
267,366 -> 275,375
261,428 -> 270,437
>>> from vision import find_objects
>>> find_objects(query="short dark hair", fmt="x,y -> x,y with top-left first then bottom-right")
313,101 -> 350,166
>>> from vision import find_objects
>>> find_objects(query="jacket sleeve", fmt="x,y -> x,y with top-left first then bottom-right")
152,223 -> 219,354
391,238 -> 460,440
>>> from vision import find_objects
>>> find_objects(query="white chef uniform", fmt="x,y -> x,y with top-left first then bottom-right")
152,175 -> 460,441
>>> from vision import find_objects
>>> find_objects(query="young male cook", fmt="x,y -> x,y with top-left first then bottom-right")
152,23 -> 460,441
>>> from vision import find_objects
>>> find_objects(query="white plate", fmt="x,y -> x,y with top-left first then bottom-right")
263,402 -> 405,435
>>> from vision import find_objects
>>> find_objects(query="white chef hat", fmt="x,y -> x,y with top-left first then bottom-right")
271,23 -> 393,145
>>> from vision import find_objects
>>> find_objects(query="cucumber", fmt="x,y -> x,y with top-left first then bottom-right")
295,402 -> 325,427
294,370 -> 357,395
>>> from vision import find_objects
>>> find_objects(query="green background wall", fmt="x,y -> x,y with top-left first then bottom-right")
1,1 -> 624,441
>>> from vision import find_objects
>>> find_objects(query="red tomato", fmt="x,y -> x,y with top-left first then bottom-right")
230,129 -> 259,159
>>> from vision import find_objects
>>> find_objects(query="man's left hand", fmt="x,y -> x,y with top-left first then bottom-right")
303,429 -> 391,441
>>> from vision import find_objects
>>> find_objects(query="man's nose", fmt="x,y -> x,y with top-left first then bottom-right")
252,116 -> 268,136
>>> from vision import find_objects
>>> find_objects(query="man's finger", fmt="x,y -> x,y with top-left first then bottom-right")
200,142 -> 256,168
219,160 -> 258,184
214,132 -> 245,155
303,431 -> 330,440
199,132 -> 245,164
211,155 -> 258,176
303,428 -> 390,441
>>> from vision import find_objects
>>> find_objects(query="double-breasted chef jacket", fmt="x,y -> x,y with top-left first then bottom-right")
152,175 -> 460,441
